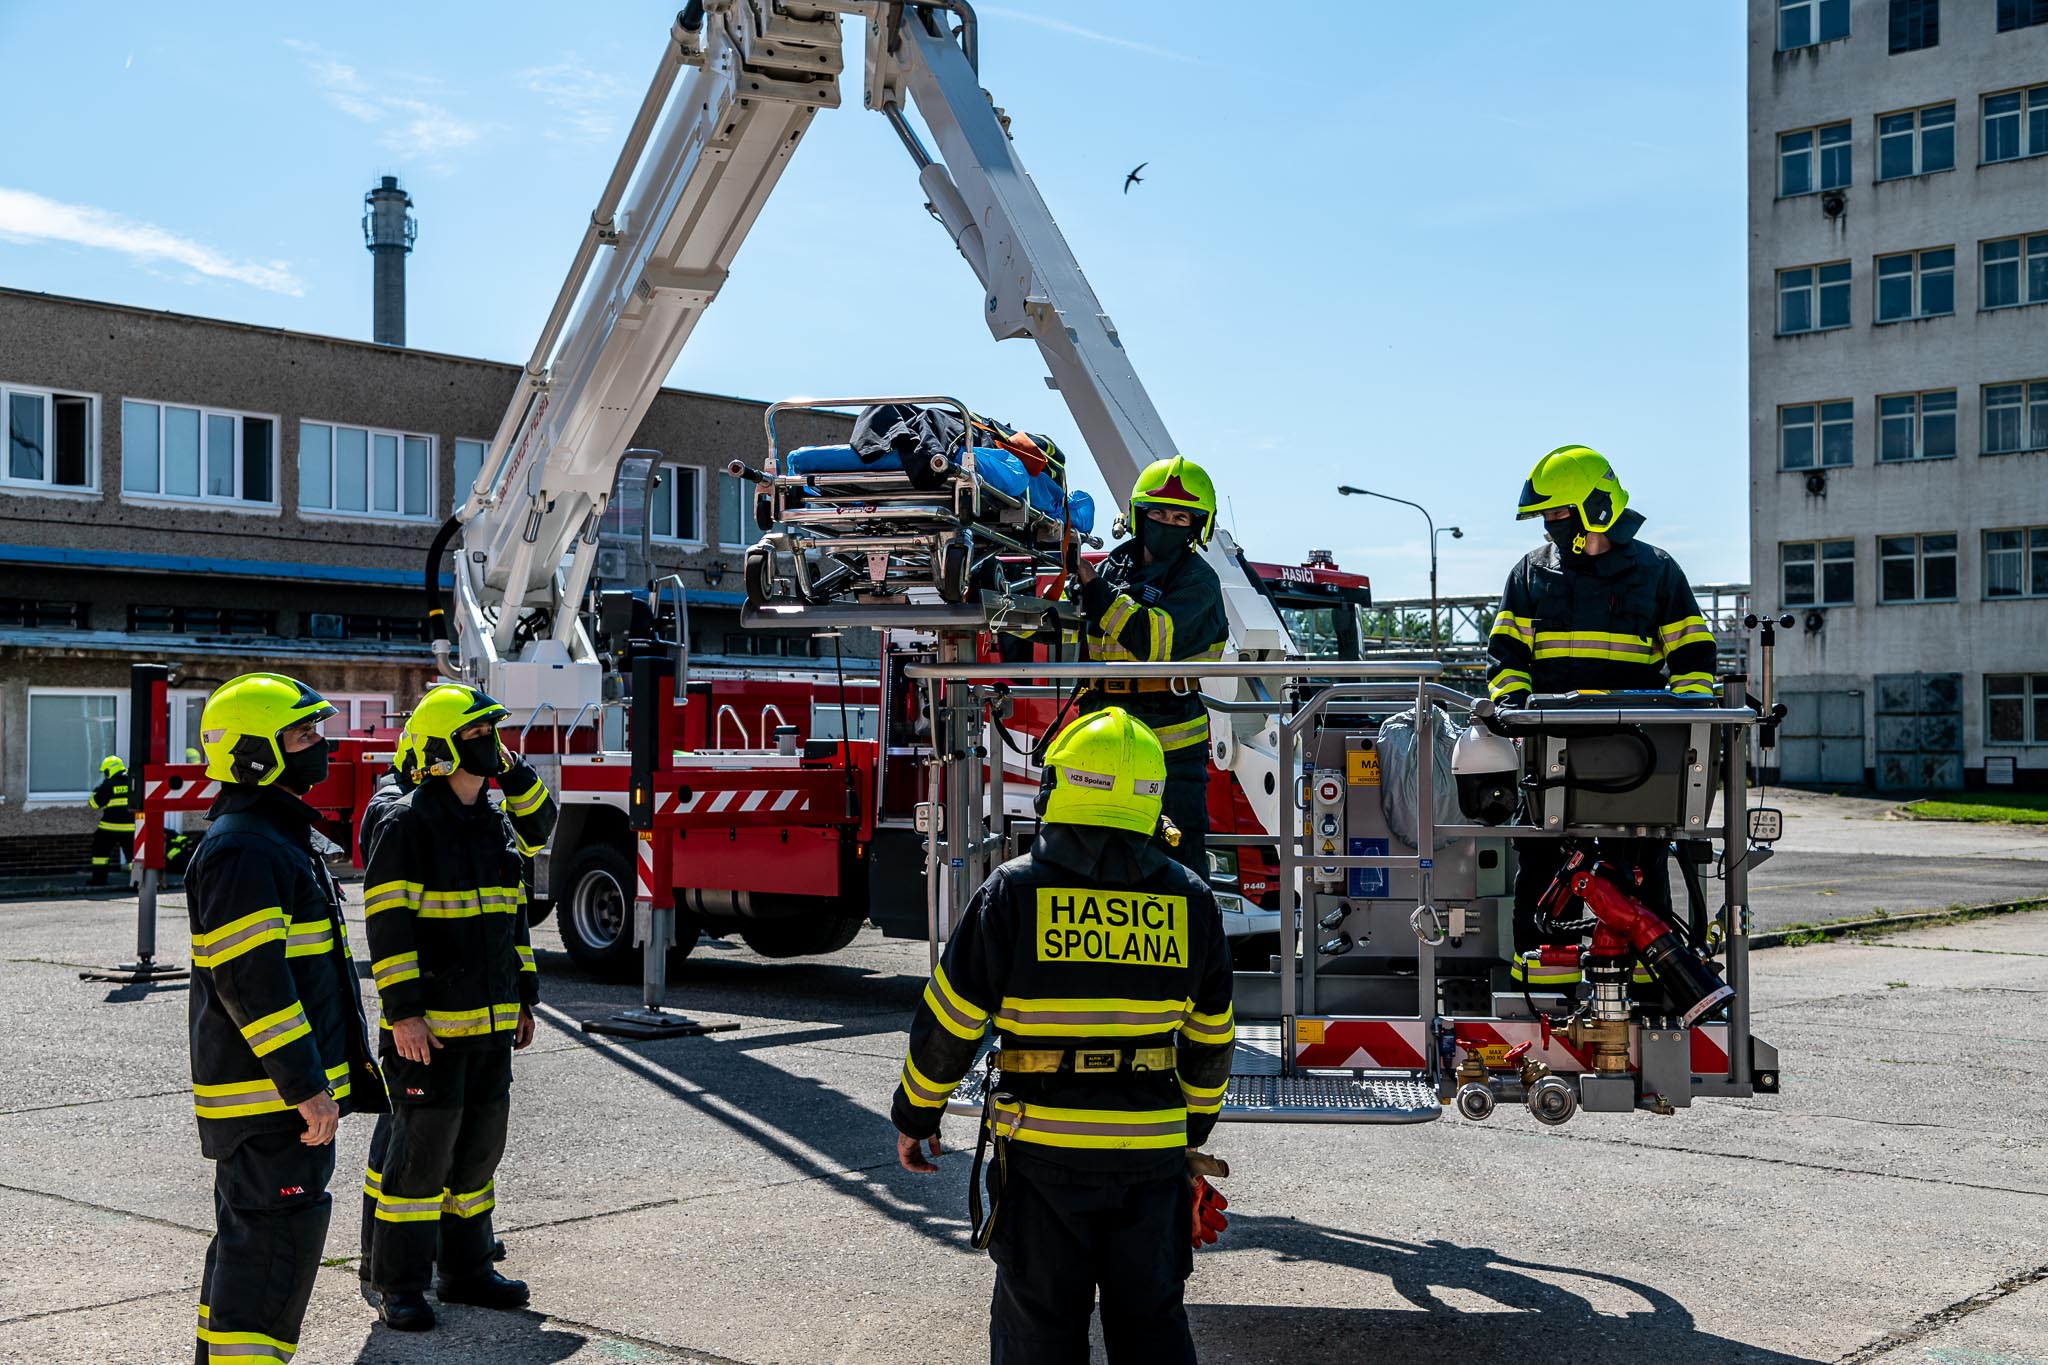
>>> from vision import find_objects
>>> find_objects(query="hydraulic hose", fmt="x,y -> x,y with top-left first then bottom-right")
423,514 -> 462,644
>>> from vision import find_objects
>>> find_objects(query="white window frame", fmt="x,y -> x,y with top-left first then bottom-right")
25,686 -> 128,805
1985,674 -> 2048,746
717,470 -> 750,549
1781,539 -> 1856,608
1,382 -> 98,496
452,437 -> 490,514
1874,247 -> 1955,323
298,419 -> 437,523
1980,232 -> 2048,311
1981,84 -> 2048,165
1984,526 -> 2048,600
1877,389 -> 1957,462
1778,261 -> 1852,335
648,464 -> 705,545
1982,378 -> 2048,455
1779,400 -> 1854,470
1878,532 -> 1959,603
1778,122 -> 1851,197
324,693 -> 397,736
120,397 -> 280,512
1877,103 -> 1955,180
1778,0 -> 1849,50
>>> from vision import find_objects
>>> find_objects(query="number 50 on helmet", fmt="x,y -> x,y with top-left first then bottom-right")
1037,708 -> 1167,834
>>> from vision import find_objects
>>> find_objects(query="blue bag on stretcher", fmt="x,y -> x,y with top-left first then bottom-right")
784,442 -> 1095,537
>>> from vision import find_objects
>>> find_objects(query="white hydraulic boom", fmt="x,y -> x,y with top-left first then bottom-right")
442,0 -> 1294,829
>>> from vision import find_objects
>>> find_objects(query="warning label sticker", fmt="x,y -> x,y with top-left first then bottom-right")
1035,888 -> 1188,966
1347,749 -> 1381,785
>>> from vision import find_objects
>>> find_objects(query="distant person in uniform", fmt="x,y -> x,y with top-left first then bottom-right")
86,755 -> 135,887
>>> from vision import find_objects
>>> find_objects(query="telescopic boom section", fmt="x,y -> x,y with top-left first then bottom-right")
452,5 -> 843,707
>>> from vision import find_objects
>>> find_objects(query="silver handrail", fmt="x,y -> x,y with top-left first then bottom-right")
904,660 -> 1444,682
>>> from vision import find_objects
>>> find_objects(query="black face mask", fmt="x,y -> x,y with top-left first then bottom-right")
279,740 -> 333,794
1137,516 -> 1196,562
1545,510 -> 1593,564
454,731 -> 508,778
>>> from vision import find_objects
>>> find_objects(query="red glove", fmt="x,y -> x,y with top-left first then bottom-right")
1190,1175 -> 1229,1248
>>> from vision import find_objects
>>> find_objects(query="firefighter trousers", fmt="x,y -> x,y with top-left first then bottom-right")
195,1131 -> 335,1364
986,1162 -> 1195,1365
364,1046 -> 511,1294
1512,837 -> 1673,955
87,827 -> 133,884
1161,756 -> 1210,879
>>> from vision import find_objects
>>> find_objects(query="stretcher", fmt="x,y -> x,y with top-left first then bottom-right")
734,395 -> 1097,610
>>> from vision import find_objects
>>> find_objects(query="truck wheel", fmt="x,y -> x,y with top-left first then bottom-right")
557,845 -> 701,981
739,913 -> 865,959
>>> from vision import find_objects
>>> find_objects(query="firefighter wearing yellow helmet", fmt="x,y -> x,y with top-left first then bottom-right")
357,683 -> 556,1331
891,707 -> 1234,1363
183,673 -> 387,1364
1071,455 -> 1230,877
85,754 -> 135,887
1487,446 -> 1718,954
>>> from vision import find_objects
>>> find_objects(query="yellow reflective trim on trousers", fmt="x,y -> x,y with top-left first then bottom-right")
444,1182 -> 495,1219
363,880 -> 423,917
899,1054 -> 955,1109
195,1304 -> 297,1361
924,963 -> 989,1041
994,995 -> 1187,1038
97,820 -> 137,832
989,1100 -> 1187,1150
1490,611 -> 1536,644
192,907 -> 288,969
1150,715 -> 1208,751
363,1165 -> 382,1199
372,1188 -> 444,1223
239,1002 -> 312,1058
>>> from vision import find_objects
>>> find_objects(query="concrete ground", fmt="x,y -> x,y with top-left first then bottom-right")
5,887 -> 2048,1365
1747,787 -> 2047,931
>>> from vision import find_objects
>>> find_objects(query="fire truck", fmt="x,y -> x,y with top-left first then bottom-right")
134,1 -> 1779,1124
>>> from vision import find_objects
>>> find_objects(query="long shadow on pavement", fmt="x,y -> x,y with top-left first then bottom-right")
349,1306 -> 590,1364
1192,1217 -> 1818,1364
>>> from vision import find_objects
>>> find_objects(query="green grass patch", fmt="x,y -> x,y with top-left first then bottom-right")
1899,793 -> 2048,824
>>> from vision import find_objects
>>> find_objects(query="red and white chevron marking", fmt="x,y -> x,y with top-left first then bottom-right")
657,787 -> 810,816
145,777 -> 219,808
1291,1018 -> 1735,1075
1449,1019 -> 1732,1075
1292,1019 -> 1431,1070
635,834 -> 655,907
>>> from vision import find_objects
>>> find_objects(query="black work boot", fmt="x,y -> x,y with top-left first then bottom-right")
378,1290 -> 436,1331
435,1269 -> 529,1309
490,1237 -> 508,1262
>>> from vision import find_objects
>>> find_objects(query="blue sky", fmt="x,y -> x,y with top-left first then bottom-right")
0,2 -> 1749,598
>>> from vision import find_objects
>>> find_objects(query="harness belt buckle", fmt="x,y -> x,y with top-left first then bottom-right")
1099,679 -> 1132,693
1073,1049 -> 1121,1074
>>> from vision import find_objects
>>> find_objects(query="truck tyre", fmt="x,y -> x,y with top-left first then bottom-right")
558,844 -> 640,981
739,913 -> 865,959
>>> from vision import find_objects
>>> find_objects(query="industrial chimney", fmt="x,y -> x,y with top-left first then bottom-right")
362,176 -> 417,347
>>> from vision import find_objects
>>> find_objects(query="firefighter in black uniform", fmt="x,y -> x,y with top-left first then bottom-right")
360,683 -> 555,1331
892,707 -> 1236,1364
86,755 -> 135,886
1486,445 -> 1720,951
186,672 -> 386,1364
1072,456 -> 1231,877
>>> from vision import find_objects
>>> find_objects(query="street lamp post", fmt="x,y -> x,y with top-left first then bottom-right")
1337,485 -> 1461,652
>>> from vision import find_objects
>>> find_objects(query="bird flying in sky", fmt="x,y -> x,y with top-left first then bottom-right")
1123,162 -> 1147,194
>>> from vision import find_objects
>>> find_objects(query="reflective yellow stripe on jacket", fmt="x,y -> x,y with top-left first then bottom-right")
192,907 -> 288,969
990,1099 -> 1186,1151
992,995 -> 1187,1039
380,1002 -> 524,1038
193,1062 -> 349,1121
922,963 -> 990,1041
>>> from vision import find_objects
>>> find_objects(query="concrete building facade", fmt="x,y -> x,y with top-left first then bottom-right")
1748,0 -> 2048,789
0,288 -> 850,877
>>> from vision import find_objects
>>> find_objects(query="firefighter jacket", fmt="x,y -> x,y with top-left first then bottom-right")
892,825 -> 1236,1175
361,763 -> 556,1047
185,786 -> 386,1159
89,768 -> 134,832
1485,511 -> 1718,704
1075,542 -> 1230,762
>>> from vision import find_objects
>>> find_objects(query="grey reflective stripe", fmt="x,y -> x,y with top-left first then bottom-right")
242,1010 -> 309,1052
200,918 -> 283,961
926,987 -> 983,1035
900,1069 -> 953,1104
201,1344 -> 294,1361
194,1085 -> 283,1113
1532,634 -> 1658,658
995,1005 -> 1182,1029
372,960 -> 415,986
376,1195 -> 444,1216
285,922 -> 334,949
445,1185 -> 495,1217
996,1109 -> 1186,1140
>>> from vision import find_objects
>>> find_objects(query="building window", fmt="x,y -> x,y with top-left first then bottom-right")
1779,262 -> 1852,334
1982,86 -> 2048,164
1877,103 -> 1955,179
1985,527 -> 2048,598
1779,123 -> 1852,196
1878,390 -> 1957,461
453,438 -> 488,511
1983,379 -> 2048,454
27,689 -> 124,802
120,400 -> 275,506
1779,0 -> 1849,48
1987,674 -> 2048,744
1780,401 -> 1854,469
1782,540 -> 1856,607
1879,533 -> 1958,603
325,694 -> 395,735
2,384 -> 95,492
648,465 -> 704,542
1980,233 -> 2048,310
1997,0 -> 2048,32
299,421 -> 434,521
1875,248 -> 1954,322
1890,0 -> 1939,50
718,471 -> 749,548
341,614 -> 428,642
127,604 -> 275,636
0,597 -> 86,629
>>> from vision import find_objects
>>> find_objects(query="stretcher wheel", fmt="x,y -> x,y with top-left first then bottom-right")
937,538 -> 971,604
754,491 -> 774,532
743,546 -> 773,605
